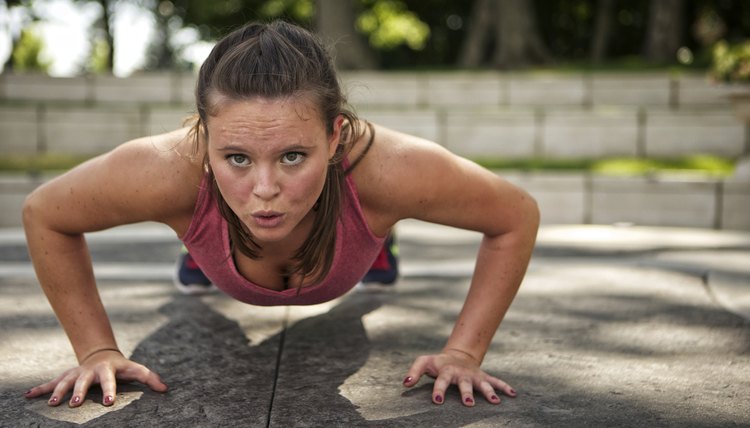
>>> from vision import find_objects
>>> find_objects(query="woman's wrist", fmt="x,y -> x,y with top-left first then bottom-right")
79,347 -> 122,364
442,347 -> 481,364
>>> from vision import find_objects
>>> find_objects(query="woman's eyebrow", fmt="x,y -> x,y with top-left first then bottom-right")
215,144 -> 249,152
215,143 -> 316,153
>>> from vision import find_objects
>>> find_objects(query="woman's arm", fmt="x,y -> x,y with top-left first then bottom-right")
22,129 -> 202,407
353,124 -> 540,406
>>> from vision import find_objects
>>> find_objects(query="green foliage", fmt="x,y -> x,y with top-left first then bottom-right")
260,0 -> 313,20
593,155 -> 735,176
0,154 -> 90,173
11,27 -> 50,73
473,155 -> 735,177
710,39 -> 750,82
88,38 -> 111,74
0,153 -> 734,176
182,0 -> 314,40
356,0 -> 430,50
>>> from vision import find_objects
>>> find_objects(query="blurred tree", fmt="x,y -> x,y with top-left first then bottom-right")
88,37 -> 110,73
145,0 -> 193,70
3,0 -> 36,73
88,0 -> 115,72
179,0 -> 313,41
537,0 -> 596,63
316,0 -> 376,69
459,0 -> 552,68
5,0 -> 750,74
591,0 -> 615,63
391,1 -> 472,69
644,0 -> 685,63
355,0 -> 429,51
11,26 -> 50,72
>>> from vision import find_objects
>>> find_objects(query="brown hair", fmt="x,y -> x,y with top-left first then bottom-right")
189,20 -> 364,286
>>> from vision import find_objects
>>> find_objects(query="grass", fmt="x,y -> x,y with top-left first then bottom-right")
0,153 -> 736,177
0,153 -> 92,173
473,154 -> 736,177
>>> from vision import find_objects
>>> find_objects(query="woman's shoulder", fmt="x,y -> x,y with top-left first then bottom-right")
24,127 -> 205,237
113,127 -> 206,230
346,122 -> 458,232
109,127 -> 205,189
84,126 -> 206,232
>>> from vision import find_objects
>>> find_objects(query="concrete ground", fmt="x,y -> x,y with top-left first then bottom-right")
0,220 -> 748,427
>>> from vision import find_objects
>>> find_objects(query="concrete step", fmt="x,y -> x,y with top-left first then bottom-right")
2,171 -> 748,230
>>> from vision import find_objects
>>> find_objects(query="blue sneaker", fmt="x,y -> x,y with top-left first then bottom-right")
360,234 -> 399,290
173,247 -> 217,295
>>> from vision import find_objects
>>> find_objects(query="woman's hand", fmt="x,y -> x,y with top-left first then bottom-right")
402,349 -> 516,406
23,349 -> 168,407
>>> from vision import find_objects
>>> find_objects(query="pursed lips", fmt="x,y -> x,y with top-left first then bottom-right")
251,210 -> 285,228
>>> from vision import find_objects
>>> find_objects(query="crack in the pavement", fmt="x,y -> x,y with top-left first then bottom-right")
266,307 -> 288,428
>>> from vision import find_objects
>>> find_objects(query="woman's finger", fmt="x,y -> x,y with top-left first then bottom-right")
458,376 -> 475,407
98,366 -> 117,406
431,371 -> 452,405
403,355 -> 431,388
69,371 -> 95,408
48,372 -> 77,406
477,380 -> 501,404
488,375 -> 516,397
144,370 -> 168,392
24,371 -> 67,399
119,362 -> 168,392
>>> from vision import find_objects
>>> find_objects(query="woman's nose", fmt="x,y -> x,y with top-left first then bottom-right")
252,167 -> 281,200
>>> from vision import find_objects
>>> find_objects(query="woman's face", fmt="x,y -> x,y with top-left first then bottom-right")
206,96 -> 341,246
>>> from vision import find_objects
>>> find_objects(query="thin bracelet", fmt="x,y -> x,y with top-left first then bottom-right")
80,347 -> 122,363
444,347 -> 479,362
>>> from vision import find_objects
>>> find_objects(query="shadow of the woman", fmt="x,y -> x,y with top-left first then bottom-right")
88,291 -> 503,427
82,292 -> 384,427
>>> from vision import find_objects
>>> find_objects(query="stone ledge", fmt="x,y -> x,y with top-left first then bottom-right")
2,172 -> 747,230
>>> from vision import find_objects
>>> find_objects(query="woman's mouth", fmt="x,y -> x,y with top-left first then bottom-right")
251,211 -> 284,228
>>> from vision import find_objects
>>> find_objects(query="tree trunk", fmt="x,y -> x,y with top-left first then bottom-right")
458,0 -> 495,67
591,0 -> 615,64
93,0 -> 115,73
493,0 -> 551,68
315,0 -> 377,70
458,0 -> 551,69
644,0 -> 685,63
148,1 -> 176,70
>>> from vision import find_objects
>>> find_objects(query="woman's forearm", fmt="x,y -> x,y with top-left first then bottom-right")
443,215 -> 538,363
24,208 -> 119,363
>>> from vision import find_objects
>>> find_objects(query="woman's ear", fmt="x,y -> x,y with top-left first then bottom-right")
327,115 -> 345,159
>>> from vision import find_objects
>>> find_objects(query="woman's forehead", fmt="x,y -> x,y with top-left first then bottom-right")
206,97 -> 327,148
206,91 -> 320,119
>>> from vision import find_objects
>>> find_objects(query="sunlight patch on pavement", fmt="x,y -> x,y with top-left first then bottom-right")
25,391 -> 143,425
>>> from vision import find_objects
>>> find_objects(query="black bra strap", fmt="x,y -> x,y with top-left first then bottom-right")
344,121 -> 375,174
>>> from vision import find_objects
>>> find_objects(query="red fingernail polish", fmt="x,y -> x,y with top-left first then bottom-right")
491,394 -> 499,401
49,397 -> 58,404
434,395 -> 443,403
72,396 -> 81,405
510,389 -> 517,395
23,390 -> 31,395
465,397 -> 474,404
403,376 -> 412,384
103,395 -> 113,405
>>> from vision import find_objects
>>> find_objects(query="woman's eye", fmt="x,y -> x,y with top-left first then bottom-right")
227,154 -> 250,166
281,152 -> 305,165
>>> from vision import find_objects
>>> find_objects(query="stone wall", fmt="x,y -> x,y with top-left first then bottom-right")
1,72 -> 746,158
1,72 -> 748,230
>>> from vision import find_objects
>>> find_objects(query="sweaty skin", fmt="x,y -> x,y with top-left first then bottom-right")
22,96 -> 539,408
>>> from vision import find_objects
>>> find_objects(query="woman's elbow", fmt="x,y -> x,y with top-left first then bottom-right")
513,189 -> 540,239
23,188 -> 42,231
525,194 -> 541,233
22,186 -> 52,232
